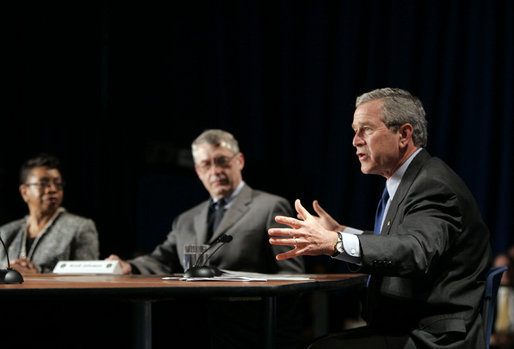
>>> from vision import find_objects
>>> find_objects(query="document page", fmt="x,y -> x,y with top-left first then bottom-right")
163,269 -> 311,281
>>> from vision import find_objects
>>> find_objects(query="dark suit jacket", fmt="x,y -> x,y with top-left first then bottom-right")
357,149 -> 492,348
130,184 -> 305,274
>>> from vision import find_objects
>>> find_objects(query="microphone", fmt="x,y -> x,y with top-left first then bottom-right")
183,234 -> 233,278
0,235 -> 24,284
193,234 -> 232,268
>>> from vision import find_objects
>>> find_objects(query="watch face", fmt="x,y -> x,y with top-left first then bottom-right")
336,241 -> 344,253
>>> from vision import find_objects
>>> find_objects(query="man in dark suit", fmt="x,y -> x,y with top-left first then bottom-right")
108,129 -> 304,348
269,88 -> 492,348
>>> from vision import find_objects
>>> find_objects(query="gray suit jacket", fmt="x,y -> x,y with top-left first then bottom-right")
358,150 -> 492,348
0,209 -> 100,273
130,184 -> 305,274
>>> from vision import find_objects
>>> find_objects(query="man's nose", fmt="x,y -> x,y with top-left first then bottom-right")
352,132 -> 364,147
207,162 -> 224,174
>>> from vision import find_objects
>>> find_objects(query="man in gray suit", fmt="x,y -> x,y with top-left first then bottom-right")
108,129 -> 304,349
108,128 -> 304,275
269,88 -> 492,348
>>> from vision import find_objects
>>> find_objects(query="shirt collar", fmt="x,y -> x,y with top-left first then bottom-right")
211,181 -> 245,207
386,148 -> 423,200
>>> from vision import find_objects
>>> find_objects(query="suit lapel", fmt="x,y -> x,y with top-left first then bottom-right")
208,185 -> 252,243
381,149 -> 431,235
194,201 -> 210,244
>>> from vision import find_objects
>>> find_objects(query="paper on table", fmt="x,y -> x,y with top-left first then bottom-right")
179,276 -> 268,282
164,269 -> 311,282
222,270 -> 311,280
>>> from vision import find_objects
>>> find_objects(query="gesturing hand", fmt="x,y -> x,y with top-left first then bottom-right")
298,200 -> 346,232
268,199 -> 339,260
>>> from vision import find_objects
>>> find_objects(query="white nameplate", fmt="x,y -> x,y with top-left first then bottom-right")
52,260 -> 123,274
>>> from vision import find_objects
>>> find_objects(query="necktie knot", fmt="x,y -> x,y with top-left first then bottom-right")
381,187 -> 389,202
211,198 -> 226,211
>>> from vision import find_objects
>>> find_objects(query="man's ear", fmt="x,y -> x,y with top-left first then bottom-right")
239,152 -> 245,170
399,123 -> 414,147
194,164 -> 202,179
236,152 -> 245,171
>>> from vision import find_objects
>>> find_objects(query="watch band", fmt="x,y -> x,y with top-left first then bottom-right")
331,232 -> 344,257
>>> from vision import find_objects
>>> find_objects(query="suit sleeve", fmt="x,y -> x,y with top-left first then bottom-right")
129,217 -> 182,274
358,179 -> 462,277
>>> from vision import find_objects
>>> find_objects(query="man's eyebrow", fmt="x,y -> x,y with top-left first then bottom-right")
199,155 -> 230,163
351,121 -> 371,129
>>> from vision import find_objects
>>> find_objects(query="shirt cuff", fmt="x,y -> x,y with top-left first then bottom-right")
342,233 -> 361,257
332,227 -> 363,264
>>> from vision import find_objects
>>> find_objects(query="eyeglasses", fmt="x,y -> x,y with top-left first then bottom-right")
24,181 -> 65,190
196,153 -> 238,173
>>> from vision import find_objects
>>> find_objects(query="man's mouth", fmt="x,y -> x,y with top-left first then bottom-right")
211,178 -> 227,186
356,152 -> 368,161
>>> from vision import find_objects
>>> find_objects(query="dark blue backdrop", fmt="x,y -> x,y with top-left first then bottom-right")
1,1 -> 512,271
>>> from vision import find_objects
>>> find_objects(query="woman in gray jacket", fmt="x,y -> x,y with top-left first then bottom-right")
0,154 -> 99,273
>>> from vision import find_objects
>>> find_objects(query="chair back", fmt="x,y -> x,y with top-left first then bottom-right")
482,266 -> 508,349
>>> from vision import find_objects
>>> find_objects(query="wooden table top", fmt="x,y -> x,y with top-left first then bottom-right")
0,273 -> 367,300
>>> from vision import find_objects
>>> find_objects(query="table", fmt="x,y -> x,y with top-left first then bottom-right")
0,273 -> 366,348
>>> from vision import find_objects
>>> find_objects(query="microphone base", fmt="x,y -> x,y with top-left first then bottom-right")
183,266 -> 222,278
0,268 -> 24,284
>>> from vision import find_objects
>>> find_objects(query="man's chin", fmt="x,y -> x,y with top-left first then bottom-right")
211,187 -> 229,198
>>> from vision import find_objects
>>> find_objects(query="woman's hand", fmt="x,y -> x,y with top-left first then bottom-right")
11,258 -> 39,274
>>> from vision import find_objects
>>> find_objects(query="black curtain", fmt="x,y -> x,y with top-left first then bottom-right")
1,0 -> 512,270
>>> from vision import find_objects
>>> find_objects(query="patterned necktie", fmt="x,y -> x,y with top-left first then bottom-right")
374,186 -> 390,235
206,199 -> 226,242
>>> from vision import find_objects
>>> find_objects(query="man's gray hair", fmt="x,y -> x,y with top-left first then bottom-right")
191,129 -> 240,162
356,88 -> 428,147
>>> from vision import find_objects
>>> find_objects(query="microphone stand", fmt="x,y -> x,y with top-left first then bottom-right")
0,235 -> 24,284
183,235 -> 232,278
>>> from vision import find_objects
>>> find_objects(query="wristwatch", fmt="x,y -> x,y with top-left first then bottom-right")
331,231 -> 344,257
